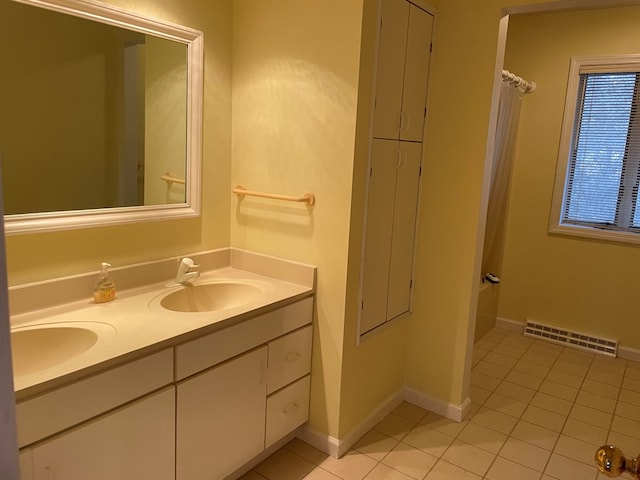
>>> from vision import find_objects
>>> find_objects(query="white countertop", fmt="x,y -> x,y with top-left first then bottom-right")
11,250 -> 315,399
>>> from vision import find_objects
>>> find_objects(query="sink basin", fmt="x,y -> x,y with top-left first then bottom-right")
160,282 -> 263,312
11,323 -> 113,377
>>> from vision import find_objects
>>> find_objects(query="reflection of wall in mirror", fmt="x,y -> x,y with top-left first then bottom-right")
0,1 -> 121,214
145,36 -> 188,206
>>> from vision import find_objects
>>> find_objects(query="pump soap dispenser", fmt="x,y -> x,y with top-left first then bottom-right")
94,262 -> 116,303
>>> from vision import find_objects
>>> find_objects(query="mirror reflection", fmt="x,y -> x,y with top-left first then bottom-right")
0,0 -> 202,233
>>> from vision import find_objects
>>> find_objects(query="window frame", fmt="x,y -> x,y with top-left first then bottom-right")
549,54 -> 640,244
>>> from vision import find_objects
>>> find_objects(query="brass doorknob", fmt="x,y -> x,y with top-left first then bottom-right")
596,445 -> 639,478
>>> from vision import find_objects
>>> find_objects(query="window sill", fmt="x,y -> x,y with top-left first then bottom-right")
548,223 -> 640,245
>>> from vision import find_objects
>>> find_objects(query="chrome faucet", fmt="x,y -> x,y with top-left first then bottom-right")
176,257 -> 200,284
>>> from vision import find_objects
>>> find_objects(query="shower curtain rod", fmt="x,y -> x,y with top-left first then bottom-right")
502,69 -> 536,93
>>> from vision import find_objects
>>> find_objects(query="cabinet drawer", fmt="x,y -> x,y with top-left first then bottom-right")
265,375 -> 310,448
267,325 -> 312,394
16,349 -> 173,448
176,296 -> 312,380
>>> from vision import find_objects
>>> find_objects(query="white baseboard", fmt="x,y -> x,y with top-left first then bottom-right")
297,387 -> 469,457
297,389 -> 404,458
495,316 -> 524,332
404,387 -> 471,422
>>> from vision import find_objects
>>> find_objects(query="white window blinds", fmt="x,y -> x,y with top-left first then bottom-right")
563,71 -> 640,232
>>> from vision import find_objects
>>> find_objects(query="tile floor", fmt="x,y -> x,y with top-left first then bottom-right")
240,325 -> 640,480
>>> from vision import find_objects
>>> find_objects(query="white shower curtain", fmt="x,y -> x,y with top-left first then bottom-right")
482,81 -> 525,275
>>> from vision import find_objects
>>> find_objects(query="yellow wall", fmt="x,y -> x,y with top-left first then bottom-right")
4,0 -> 232,285
499,6 -> 640,349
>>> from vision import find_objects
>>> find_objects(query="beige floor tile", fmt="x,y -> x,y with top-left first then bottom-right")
469,385 -> 492,405
625,365 -> 640,381
553,359 -> 589,377
554,434 -> 597,466
546,369 -> 584,389
363,463 -> 415,480
473,361 -> 511,380
473,347 -> 490,362
570,404 -> 612,429
393,402 -> 429,423
528,342 -> 563,357
492,343 -> 526,359
425,459 -> 481,480
486,456 -> 541,480
319,450 -> 378,480
520,351 -> 556,368
618,388 -> 640,406
381,442 -> 438,480
581,378 -> 619,400
471,406 -> 518,435
484,352 -> 519,369
591,357 -> 626,375
239,471 -> 268,480
483,329 -> 509,342
611,415 -> 640,440
374,414 -> 417,441
420,413 -> 468,438
499,436 -> 550,472
484,392 -> 527,419
521,405 -> 566,432
504,370 -> 544,391
303,468 -> 343,480
442,439 -> 495,477
538,379 -> 578,402
285,438 -> 329,465
402,424 -> 454,458
457,422 -> 507,454
255,449 -> 316,480
512,359 -> 550,379
623,376 -> 640,393
606,430 -> 640,458
354,429 -> 400,462
545,453 -> 599,480
562,418 -> 608,446
530,391 -> 573,416
587,369 -> 623,388
494,381 -> 536,403
475,338 -> 498,351
511,420 -> 559,451
616,402 -> 640,424
557,349 -> 593,366
575,390 -> 617,414
470,371 -> 501,392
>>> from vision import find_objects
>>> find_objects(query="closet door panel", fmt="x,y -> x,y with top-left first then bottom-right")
372,0 -> 409,140
387,142 -> 422,320
361,139 -> 398,334
400,5 -> 433,142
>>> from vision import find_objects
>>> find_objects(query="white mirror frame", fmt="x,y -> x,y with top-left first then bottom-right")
4,0 -> 203,235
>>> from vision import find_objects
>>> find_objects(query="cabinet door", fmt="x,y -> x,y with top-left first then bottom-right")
372,0 -> 409,140
30,387 -> 175,480
387,141 -> 422,319
399,5 -> 433,142
361,139 -> 398,334
177,347 -> 267,480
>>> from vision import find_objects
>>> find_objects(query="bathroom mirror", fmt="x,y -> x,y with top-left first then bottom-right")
0,0 -> 203,234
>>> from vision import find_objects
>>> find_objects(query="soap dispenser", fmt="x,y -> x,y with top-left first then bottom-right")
93,262 -> 116,303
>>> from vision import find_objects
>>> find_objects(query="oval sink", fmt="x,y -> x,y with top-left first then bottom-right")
160,282 -> 263,313
11,326 -> 99,377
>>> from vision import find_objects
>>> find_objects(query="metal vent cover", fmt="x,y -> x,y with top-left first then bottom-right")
524,321 -> 617,357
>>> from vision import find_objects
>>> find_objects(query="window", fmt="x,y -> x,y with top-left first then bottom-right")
550,55 -> 640,243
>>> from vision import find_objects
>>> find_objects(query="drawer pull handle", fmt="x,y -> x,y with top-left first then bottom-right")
285,352 -> 302,362
283,402 -> 300,415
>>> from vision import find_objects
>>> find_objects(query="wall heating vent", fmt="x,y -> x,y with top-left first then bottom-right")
524,321 -> 618,357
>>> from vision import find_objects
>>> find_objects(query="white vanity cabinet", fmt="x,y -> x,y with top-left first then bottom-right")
17,349 -> 175,480
27,387 -> 175,480
175,297 -> 313,480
